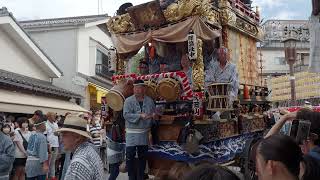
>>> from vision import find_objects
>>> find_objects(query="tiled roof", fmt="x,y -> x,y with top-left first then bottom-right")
0,7 -> 63,76
20,14 -> 109,28
0,7 -> 10,17
0,69 -> 82,99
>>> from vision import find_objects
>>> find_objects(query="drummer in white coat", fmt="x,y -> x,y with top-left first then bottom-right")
205,47 -> 239,119
205,47 -> 239,101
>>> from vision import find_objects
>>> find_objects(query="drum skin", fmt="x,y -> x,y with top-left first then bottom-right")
106,79 -> 133,111
145,80 -> 158,100
157,78 -> 180,102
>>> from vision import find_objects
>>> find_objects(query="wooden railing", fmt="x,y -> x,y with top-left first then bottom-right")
228,0 -> 260,23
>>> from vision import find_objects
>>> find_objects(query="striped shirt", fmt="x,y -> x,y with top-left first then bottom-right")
89,124 -> 101,147
64,142 -> 104,180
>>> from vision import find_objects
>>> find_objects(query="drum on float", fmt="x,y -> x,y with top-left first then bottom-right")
207,83 -> 230,96
157,78 -> 180,102
207,96 -> 231,111
145,80 -> 158,100
105,79 -> 134,111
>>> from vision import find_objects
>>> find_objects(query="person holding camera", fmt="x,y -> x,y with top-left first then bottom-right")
265,108 -> 320,158
256,134 -> 303,180
265,108 -> 320,179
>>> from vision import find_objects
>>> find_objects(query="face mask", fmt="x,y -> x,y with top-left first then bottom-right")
22,123 -> 28,129
2,128 -> 10,134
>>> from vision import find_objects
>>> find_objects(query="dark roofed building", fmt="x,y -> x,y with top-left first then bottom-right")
0,69 -> 81,99
20,14 -> 109,29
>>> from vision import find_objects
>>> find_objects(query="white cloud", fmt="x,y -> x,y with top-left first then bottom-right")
252,0 -> 286,8
251,0 -> 308,20
1,0 -> 308,20
271,11 -> 300,20
1,0 -> 150,20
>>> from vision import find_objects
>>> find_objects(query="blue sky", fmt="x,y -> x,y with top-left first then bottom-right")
0,0 -> 313,21
252,0 -> 312,21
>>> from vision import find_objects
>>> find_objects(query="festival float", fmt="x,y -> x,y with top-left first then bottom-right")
105,0 -> 269,178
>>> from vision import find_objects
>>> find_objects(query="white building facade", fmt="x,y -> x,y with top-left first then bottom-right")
0,7 -> 86,114
20,15 -> 115,110
258,20 -> 310,80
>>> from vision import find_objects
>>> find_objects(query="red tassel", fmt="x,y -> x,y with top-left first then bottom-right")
149,46 -> 155,60
243,85 -> 250,99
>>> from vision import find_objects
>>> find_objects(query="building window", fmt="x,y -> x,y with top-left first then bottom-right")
274,57 -> 286,65
96,49 -> 113,77
96,49 -> 109,66
301,53 -> 309,65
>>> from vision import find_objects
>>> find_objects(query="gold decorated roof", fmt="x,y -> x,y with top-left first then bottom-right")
107,0 -> 262,40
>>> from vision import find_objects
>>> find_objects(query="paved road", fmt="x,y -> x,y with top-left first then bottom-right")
106,172 -> 156,180
105,167 -> 243,180
106,173 -> 129,180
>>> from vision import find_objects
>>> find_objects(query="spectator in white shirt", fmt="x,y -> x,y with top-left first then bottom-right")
13,117 -> 31,180
46,112 -> 59,180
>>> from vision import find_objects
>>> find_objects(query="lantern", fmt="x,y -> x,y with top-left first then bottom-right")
283,37 -> 298,64
188,31 -> 197,61
282,37 -> 298,104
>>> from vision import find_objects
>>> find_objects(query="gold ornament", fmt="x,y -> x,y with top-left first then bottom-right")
164,0 -> 200,22
194,0 -> 220,25
192,38 -> 204,91
116,58 -> 125,75
219,0 -> 231,8
220,8 -> 236,26
164,0 -> 220,25
107,13 -> 135,34
257,26 -> 264,40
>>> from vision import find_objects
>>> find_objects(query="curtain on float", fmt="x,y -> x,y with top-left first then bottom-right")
111,16 -> 221,54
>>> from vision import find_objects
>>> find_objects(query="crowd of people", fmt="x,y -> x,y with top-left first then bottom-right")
0,109 -> 108,180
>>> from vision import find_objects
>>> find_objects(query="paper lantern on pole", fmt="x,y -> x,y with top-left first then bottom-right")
282,37 -> 298,103
283,37 -> 298,64
188,31 -> 197,61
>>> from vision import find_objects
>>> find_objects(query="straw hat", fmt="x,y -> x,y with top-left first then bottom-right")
56,115 -> 91,139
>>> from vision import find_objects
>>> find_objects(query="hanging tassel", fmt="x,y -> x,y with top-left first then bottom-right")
243,85 -> 250,99
149,45 -> 155,60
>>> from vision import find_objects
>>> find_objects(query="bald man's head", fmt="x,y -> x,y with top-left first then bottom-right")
217,47 -> 228,64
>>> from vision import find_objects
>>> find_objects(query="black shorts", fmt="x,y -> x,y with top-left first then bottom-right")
13,158 -> 27,167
